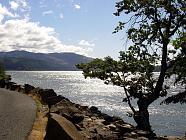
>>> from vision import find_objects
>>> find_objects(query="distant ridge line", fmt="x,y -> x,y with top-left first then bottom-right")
0,50 -> 93,71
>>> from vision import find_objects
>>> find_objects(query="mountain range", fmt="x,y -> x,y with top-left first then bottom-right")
0,51 -> 93,71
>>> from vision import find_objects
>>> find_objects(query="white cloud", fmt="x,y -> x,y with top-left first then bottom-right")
74,4 -> 81,10
39,0 -> 47,8
0,15 -> 4,23
42,10 -> 53,16
0,4 -> 15,17
0,2 -> 92,56
0,19 -> 92,56
79,40 -> 95,47
10,1 -> 19,10
8,0 -> 30,20
59,13 -> 63,19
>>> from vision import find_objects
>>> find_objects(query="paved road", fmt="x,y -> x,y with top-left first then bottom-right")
0,88 -> 36,140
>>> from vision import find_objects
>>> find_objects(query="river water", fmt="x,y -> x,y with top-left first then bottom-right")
7,71 -> 186,136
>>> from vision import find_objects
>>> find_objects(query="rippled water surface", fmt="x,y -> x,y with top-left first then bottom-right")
7,71 -> 186,136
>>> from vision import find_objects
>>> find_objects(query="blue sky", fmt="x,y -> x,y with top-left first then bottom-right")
0,0 -> 127,59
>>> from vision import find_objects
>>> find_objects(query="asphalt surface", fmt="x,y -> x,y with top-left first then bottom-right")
0,88 -> 36,140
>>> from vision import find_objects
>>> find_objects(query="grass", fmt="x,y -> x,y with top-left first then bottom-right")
27,94 -> 49,140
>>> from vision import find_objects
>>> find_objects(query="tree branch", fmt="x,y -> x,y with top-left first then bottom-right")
121,72 -> 136,113
169,15 -> 185,37
154,7 -> 164,40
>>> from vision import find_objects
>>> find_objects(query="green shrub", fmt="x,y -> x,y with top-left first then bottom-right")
0,63 -> 5,80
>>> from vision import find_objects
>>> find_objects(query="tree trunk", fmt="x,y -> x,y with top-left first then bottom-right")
133,110 -> 151,131
149,40 -> 169,104
133,40 -> 169,132
133,98 -> 151,131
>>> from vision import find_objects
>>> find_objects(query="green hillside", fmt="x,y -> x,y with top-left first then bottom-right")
0,51 -> 93,71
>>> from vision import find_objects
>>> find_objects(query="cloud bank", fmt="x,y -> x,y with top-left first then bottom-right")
79,40 -> 95,47
0,1 -> 93,56
0,19 -> 92,55
0,4 -> 15,17
9,1 -> 19,11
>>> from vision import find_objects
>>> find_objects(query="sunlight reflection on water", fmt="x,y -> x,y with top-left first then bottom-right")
7,71 -> 186,136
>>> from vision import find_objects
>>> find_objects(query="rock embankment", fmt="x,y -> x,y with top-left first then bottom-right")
23,84 -> 155,140
0,78 -> 185,140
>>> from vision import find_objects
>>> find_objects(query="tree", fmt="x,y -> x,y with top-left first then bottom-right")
77,0 -> 186,132
0,62 -> 5,80
162,31 -> 186,104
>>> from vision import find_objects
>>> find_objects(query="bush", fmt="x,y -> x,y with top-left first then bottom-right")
0,63 -> 5,80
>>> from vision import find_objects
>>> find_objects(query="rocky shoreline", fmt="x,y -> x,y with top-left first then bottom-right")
0,77 -> 185,140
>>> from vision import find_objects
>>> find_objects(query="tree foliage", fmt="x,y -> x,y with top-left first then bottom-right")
162,91 -> 186,104
163,31 -> 186,104
0,63 -> 5,80
77,0 -> 186,131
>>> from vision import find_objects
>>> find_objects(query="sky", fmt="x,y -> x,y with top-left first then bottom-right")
0,0 -> 128,59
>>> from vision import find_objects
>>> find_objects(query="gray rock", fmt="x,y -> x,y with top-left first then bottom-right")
80,106 -> 89,111
90,106 -> 98,113
10,83 -> 21,91
0,79 -> 5,88
117,124 -> 134,133
101,113 -> 113,122
137,136 -> 149,140
113,116 -> 125,124
75,124 -> 83,131
62,113 -> 73,122
108,124 -> 117,131
72,113 -> 84,124
135,130 -> 150,136
45,113 -> 85,140
38,89 -> 57,103
102,120 -> 110,125
24,84 -> 35,93
47,95 -> 64,108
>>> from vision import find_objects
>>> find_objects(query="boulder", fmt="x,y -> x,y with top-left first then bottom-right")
101,113 -> 113,122
5,81 -> 11,89
89,106 -> 98,113
135,130 -> 150,136
80,106 -> 88,111
24,84 -> 35,94
117,124 -> 134,134
0,79 -> 5,88
50,100 -> 81,116
38,89 -> 57,103
112,116 -> 125,124
10,83 -> 20,91
74,124 -> 82,131
61,112 -> 85,125
5,82 -> 14,90
72,113 -> 84,124
134,130 -> 155,138
107,124 -> 117,131
47,95 -> 65,108
45,113 -> 85,140
62,113 -> 73,122
136,136 -> 149,140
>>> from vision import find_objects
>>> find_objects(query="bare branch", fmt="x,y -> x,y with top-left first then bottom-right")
122,71 -> 136,113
